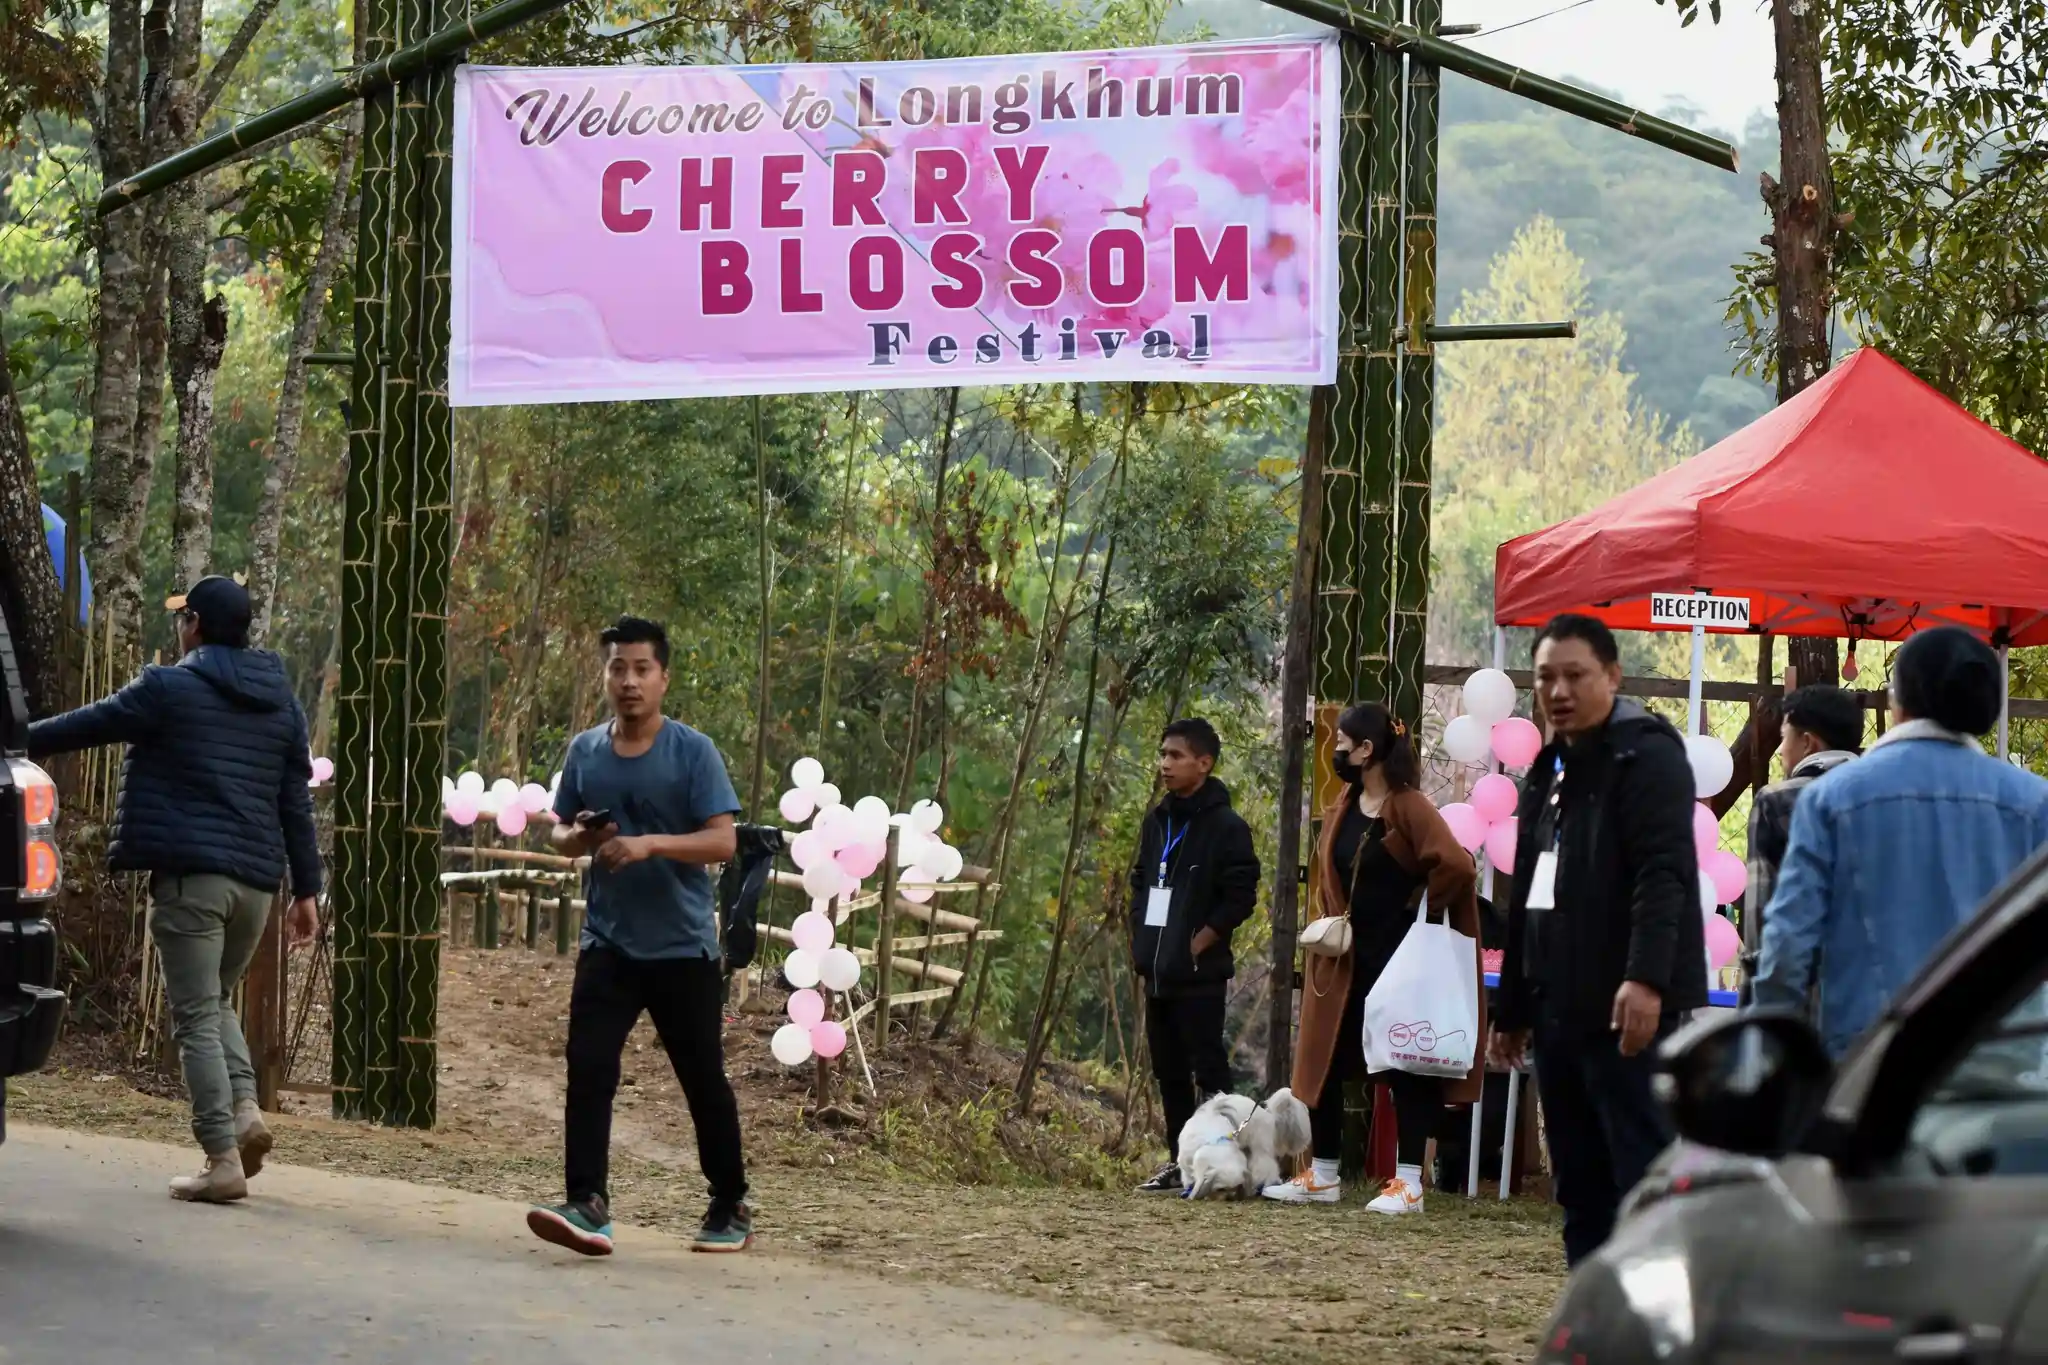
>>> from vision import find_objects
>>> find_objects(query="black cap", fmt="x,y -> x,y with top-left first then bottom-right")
165,575 -> 253,640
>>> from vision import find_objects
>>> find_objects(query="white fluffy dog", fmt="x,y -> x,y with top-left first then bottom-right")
1178,1088 -> 1314,1199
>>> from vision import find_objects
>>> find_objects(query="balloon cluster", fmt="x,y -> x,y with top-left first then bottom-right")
308,756 -> 335,787
769,909 -> 862,1067
769,757 -> 967,1069
1435,670 -> 1749,976
441,770 -> 559,838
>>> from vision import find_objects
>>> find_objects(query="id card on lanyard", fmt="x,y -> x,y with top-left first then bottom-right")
1527,754 -> 1565,911
1144,818 -> 1189,927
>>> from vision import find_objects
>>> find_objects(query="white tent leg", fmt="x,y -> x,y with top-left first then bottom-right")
1687,623 -> 1707,736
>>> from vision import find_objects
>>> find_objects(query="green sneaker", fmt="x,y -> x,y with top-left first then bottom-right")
527,1196 -> 614,1256
692,1197 -> 753,1253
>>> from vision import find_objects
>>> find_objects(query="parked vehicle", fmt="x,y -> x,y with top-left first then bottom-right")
1538,846 -> 2048,1363
0,595 -> 64,1143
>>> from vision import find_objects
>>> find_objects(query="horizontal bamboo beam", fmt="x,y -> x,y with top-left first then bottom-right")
1264,0 -> 1738,172
439,868 -> 575,886
844,986 -> 954,1029
890,899 -> 982,934
1425,662 -> 2048,719
96,0 -> 578,214
1422,321 -> 1577,342
445,846 -> 582,870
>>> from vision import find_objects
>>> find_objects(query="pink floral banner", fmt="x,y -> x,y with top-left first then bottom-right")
450,39 -> 1338,406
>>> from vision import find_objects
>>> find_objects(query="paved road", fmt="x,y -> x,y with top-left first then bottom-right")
0,1125 -> 1204,1365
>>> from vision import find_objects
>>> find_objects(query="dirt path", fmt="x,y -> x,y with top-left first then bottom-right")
10,1065 -> 1565,1364
0,1123 -> 1212,1365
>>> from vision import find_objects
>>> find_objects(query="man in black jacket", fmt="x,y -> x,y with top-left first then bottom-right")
31,576 -> 321,1204
1740,684 -> 1860,1003
1492,615 -> 1704,1265
1128,717 -> 1260,1193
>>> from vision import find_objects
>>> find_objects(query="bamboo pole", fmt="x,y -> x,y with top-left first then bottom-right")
1258,0 -> 1739,172
1423,321 -> 1575,342
555,886 -> 573,955
875,828 -> 898,1050
1355,0 -> 1403,706
1320,35 -> 1369,720
1390,0 -> 1440,726
96,0 -> 581,214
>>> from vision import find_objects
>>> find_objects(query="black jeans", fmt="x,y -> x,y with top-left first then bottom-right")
1307,973 -> 1444,1167
1145,991 -> 1231,1162
564,945 -> 747,1207
1531,1015 -> 1675,1266
1302,978 -> 1449,1170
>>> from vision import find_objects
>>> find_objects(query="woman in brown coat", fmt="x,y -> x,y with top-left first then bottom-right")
1262,702 -> 1486,1213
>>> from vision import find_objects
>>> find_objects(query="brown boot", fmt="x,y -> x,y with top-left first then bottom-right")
234,1099 -> 273,1178
170,1152 -> 248,1203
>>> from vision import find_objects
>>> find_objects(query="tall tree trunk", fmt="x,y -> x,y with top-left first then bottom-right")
1265,387 -> 1327,1093
895,386 -> 960,809
0,314 -> 66,714
1766,0 -> 1839,690
814,396 -> 861,753
747,396 -> 773,820
167,260 -> 226,591
250,117 -> 360,645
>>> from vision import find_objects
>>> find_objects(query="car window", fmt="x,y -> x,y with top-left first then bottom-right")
1904,981 -> 2048,1178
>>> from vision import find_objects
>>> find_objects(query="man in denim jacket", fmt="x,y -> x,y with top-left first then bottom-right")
1756,627 -> 2048,1056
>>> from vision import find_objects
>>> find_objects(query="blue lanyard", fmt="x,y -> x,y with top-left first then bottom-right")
1157,819 -> 1189,886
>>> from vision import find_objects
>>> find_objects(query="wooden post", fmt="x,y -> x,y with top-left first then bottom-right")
482,881 -> 500,949
555,885 -> 572,954
875,827 -> 898,1051
524,887 -> 538,949
244,891 -> 287,1111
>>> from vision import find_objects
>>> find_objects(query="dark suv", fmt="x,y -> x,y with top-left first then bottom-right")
0,599 -> 65,1142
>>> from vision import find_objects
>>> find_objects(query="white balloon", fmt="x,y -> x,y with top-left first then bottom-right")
491,777 -> 519,803
791,756 -> 826,790
895,830 -> 931,869
818,945 -> 861,992
812,782 -> 842,811
801,859 -> 842,901
909,799 -> 945,835
1698,869 -> 1721,915
819,813 -> 861,853
457,771 -> 486,796
520,782 -> 553,814
789,830 -> 827,872
1462,668 -> 1519,726
1684,734 -> 1735,799
1441,714 -> 1492,764
852,807 -> 891,847
783,947 -> 822,989
550,771 -> 563,790
928,842 -> 965,882
442,775 -> 456,797
901,868 -> 936,903
810,896 -> 836,918
853,795 -> 892,824
771,1022 -> 815,1066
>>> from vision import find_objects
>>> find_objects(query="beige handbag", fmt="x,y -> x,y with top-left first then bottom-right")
1301,810 -> 1383,959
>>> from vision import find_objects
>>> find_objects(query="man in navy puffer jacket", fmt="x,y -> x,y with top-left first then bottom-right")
30,576 -> 322,1203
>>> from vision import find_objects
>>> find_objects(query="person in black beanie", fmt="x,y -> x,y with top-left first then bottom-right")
1756,627 -> 2048,1056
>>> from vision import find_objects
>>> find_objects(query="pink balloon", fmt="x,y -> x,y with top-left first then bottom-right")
790,910 -> 835,955
1491,717 -> 1543,769
496,804 -> 529,837
810,1020 -> 848,1059
1470,773 -> 1520,824
445,794 -> 478,827
1439,802 -> 1485,852
310,756 -> 335,784
1704,910 -> 1741,970
835,842 -> 881,880
1482,818 -> 1518,873
786,988 -> 825,1029
1706,849 -> 1748,907
1694,802 -> 1720,857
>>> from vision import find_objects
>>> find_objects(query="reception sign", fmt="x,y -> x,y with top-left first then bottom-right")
449,39 -> 1338,405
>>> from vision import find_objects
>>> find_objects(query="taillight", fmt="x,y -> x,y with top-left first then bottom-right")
10,758 -> 59,901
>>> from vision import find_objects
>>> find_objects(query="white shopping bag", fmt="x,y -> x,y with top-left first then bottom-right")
1362,903 -> 1479,1079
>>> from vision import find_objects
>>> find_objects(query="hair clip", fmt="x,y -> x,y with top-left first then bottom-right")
1391,718 -> 1407,737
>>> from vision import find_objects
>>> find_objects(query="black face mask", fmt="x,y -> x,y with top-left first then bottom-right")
1333,751 -> 1363,785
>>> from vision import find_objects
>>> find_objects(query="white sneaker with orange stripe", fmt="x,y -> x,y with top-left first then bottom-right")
1260,1169 -> 1342,1204
1366,1175 -> 1425,1215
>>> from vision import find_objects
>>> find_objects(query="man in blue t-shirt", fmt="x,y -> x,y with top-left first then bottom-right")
525,616 -> 750,1256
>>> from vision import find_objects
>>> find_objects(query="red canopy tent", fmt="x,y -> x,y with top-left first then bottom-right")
1493,348 -> 2048,648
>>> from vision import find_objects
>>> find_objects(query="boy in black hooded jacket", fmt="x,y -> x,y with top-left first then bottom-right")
1127,717 -> 1261,1193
